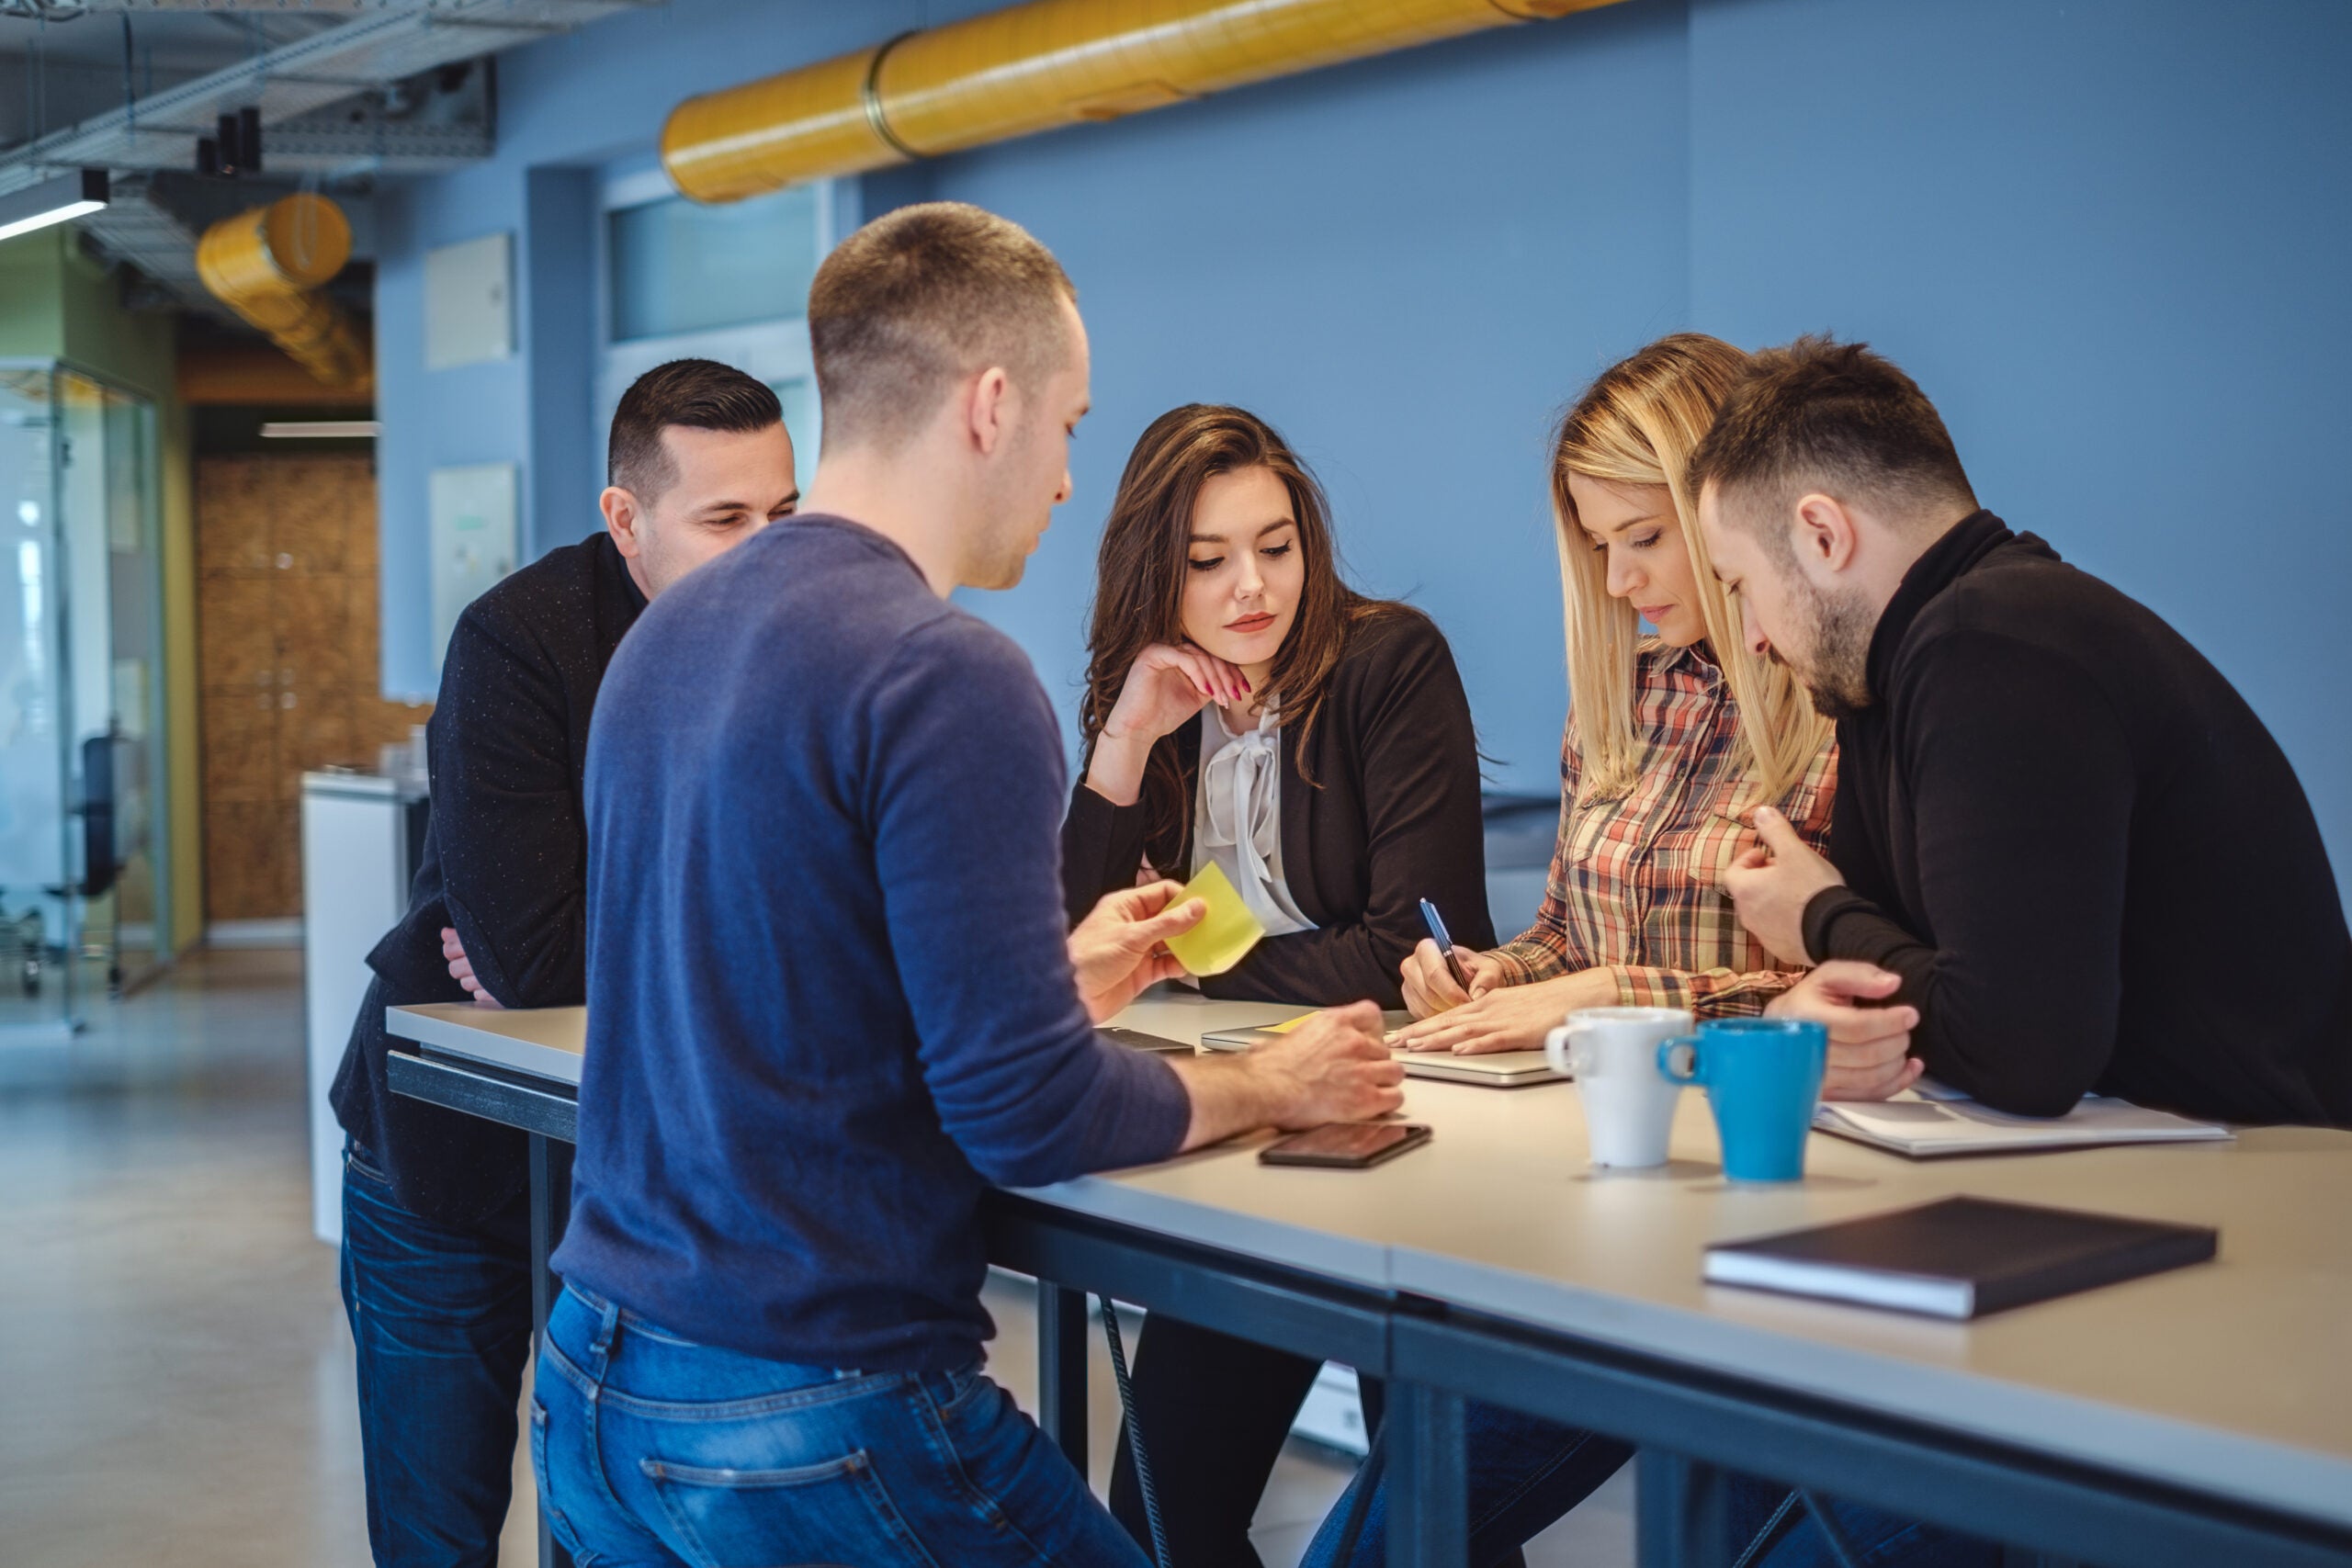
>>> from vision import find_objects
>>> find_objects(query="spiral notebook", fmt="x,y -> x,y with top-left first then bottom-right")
1811,1085 -> 2232,1158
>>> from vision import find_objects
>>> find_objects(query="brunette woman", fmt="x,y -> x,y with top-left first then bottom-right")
1065,402 -> 1492,1005
1066,403 -> 1491,1565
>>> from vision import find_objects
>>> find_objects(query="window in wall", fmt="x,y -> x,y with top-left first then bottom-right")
607,183 -> 823,343
596,165 -> 838,498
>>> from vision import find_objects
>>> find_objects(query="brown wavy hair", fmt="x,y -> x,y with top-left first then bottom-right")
1079,404 -> 1404,876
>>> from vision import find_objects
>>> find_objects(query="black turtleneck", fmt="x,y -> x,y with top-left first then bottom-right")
1801,510 -> 2349,1125
330,529 -> 649,1228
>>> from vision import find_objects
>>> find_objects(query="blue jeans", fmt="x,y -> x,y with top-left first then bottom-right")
1301,1404 -> 1999,1568
340,1144 -> 537,1568
532,1283 -> 1150,1567
1301,1400 -> 1634,1567
1724,1475 -> 2001,1567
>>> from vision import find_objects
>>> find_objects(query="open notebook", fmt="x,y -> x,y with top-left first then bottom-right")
1813,1081 -> 2233,1158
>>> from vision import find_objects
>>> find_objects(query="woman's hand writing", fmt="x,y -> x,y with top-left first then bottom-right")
1398,938 -> 1506,1019
1390,967 -> 1618,1055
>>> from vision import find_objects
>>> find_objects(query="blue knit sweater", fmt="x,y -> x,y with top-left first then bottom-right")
553,516 -> 1190,1371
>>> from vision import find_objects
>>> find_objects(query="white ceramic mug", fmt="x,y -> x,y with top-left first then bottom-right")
1544,1006 -> 1694,1168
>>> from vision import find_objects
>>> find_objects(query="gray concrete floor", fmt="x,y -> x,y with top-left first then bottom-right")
0,946 -> 1631,1566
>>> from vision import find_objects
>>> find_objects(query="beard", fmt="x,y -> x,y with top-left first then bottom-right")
1784,579 -> 1876,721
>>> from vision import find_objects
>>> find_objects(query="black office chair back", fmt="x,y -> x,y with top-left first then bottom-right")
81,734 -> 118,900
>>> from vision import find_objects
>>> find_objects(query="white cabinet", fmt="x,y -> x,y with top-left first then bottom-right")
300,773 -> 425,1246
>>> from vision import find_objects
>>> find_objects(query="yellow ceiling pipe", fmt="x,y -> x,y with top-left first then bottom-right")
196,194 -> 370,390
663,0 -> 1627,205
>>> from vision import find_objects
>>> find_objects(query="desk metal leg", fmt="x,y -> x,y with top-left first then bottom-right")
527,1134 -> 573,1350
527,1134 -> 575,1568
1637,1450 -> 1737,1568
1388,1380 -> 1468,1568
1037,1282 -> 1089,1477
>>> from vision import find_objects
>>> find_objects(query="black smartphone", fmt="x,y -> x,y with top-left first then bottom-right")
1260,1122 -> 1432,1169
1099,1027 -> 1193,1055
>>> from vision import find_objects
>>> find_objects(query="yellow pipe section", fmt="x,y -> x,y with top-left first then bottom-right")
663,0 -> 1626,204
196,194 -> 369,390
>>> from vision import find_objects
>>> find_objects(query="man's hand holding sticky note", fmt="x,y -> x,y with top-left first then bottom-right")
1164,862 -> 1265,976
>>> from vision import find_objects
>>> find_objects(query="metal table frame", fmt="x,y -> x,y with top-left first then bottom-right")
384,1045 -> 2352,1568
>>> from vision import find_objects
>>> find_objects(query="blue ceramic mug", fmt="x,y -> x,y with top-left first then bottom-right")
1657,1018 -> 1827,1182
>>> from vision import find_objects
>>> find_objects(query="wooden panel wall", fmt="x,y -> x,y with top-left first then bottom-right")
195,456 -> 431,921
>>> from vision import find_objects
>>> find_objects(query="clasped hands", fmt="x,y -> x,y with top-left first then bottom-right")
442,927 -> 500,1010
1721,806 -> 1921,1095
1718,804 -> 1842,968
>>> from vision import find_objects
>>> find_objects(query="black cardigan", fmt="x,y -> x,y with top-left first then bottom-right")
329,531 -> 647,1227
1802,511 -> 2351,1126
1061,607 -> 1493,1010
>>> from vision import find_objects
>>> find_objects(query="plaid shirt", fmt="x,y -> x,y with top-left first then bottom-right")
1490,641 -> 1838,1016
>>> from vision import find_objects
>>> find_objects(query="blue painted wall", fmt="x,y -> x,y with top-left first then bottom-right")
371,0 -> 901,692
371,0 -> 2352,896
1687,0 -> 2352,903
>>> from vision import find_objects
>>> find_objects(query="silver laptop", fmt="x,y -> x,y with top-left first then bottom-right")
1199,1012 -> 1564,1089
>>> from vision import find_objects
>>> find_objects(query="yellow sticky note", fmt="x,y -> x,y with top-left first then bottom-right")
1266,1013 -> 1313,1034
1165,862 -> 1265,977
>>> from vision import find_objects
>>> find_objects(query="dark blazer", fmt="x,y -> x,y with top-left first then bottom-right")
329,530 -> 647,1228
1062,607 -> 1493,1010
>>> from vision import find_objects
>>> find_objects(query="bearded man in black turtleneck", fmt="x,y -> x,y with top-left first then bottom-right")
1698,335 -> 2346,1130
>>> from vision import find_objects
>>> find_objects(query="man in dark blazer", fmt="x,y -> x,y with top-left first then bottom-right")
328,359 -> 799,1567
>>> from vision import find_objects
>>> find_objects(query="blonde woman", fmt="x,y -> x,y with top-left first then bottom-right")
1305,336 -> 1942,1568
1392,332 -> 1894,1062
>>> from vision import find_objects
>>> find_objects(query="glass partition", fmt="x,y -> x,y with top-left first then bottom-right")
0,367 -> 78,1035
0,362 -> 172,1035
86,373 -> 168,990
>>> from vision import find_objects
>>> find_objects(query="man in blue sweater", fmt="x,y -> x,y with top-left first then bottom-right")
538,202 -> 1401,1566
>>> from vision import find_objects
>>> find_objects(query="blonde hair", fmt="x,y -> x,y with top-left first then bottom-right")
1552,333 -> 1832,804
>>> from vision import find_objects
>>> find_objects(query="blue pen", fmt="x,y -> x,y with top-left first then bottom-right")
1418,897 -> 1476,992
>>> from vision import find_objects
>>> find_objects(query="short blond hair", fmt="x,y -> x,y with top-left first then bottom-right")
808,201 -> 1076,453
1552,333 -> 1832,804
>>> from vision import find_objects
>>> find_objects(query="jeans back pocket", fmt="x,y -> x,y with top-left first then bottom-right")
343,1143 -> 394,1190
641,1451 -> 933,1568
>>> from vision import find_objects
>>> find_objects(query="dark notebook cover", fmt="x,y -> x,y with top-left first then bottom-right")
1702,1196 -> 2218,1319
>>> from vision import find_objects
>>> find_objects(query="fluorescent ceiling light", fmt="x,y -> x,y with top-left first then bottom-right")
0,170 -> 110,246
259,421 -> 380,439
